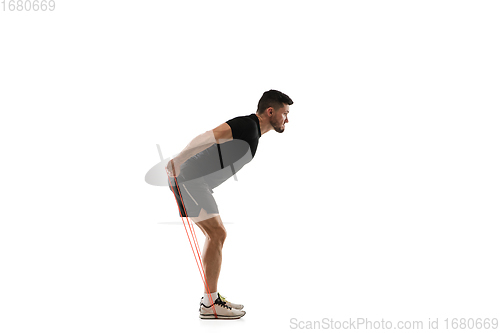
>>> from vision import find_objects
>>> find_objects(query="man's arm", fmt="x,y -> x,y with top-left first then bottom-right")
166,123 -> 233,177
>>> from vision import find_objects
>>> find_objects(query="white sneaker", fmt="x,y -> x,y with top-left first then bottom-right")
218,293 -> 244,310
199,294 -> 246,320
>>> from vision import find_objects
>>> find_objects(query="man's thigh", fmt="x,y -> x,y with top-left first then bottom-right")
191,208 -> 220,224
169,176 -> 219,218
192,209 -> 226,238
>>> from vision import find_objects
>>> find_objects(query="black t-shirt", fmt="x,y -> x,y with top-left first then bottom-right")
179,114 -> 261,189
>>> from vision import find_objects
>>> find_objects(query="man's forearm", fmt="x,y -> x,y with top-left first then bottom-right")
175,130 -> 217,165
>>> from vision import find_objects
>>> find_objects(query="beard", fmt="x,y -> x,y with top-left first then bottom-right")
271,117 -> 285,133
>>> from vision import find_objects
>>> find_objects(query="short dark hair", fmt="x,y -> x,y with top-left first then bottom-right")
256,89 -> 293,114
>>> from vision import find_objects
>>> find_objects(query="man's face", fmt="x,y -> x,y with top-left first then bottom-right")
270,104 -> 290,133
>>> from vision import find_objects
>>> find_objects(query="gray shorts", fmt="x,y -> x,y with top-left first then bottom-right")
168,175 -> 219,218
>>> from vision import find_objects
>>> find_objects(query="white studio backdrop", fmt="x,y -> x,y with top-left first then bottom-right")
1,1 -> 499,332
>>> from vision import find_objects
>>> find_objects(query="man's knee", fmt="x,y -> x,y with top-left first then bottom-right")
194,215 -> 227,244
208,225 -> 226,244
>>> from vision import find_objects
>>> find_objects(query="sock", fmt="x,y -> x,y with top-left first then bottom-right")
202,291 -> 219,307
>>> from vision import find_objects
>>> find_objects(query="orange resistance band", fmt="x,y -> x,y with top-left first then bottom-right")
167,173 -> 218,319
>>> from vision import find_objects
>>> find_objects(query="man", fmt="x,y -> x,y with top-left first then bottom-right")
166,89 -> 293,319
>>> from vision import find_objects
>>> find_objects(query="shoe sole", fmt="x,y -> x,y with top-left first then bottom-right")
199,312 -> 246,320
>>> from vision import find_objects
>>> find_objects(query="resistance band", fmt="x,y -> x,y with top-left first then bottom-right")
167,168 -> 218,318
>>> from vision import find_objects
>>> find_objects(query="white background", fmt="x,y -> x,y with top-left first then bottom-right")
1,1 -> 499,332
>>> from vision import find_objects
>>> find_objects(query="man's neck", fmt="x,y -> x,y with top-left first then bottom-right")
255,113 -> 272,135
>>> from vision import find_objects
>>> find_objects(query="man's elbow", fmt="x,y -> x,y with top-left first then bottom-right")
213,123 -> 233,144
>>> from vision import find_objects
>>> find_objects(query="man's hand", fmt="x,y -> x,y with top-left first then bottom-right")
166,158 -> 182,178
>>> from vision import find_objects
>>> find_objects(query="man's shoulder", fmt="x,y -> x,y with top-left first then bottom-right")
226,114 -> 257,128
226,114 -> 259,139
227,113 -> 257,122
